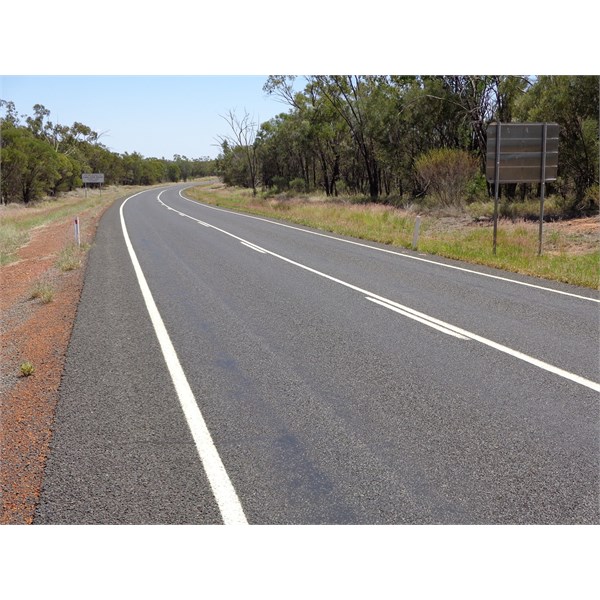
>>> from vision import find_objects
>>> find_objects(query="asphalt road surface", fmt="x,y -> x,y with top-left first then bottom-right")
36,183 -> 600,524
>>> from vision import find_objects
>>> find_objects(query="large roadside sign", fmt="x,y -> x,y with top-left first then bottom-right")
82,173 -> 105,184
486,122 -> 559,256
486,123 -> 559,183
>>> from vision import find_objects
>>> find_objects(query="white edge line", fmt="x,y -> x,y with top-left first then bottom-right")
366,297 -> 470,340
177,187 -> 600,304
163,191 -> 600,394
121,191 -> 248,525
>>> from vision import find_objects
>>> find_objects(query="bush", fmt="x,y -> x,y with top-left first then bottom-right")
414,148 -> 479,208
270,176 -> 288,193
465,172 -> 489,203
289,178 -> 307,194
581,184 -> 599,213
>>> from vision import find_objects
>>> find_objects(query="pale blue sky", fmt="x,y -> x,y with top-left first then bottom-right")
1,3 -> 590,162
1,76 -> 297,159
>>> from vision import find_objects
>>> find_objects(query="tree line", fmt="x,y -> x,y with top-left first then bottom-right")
0,100 -> 217,204
218,76 -> 599,216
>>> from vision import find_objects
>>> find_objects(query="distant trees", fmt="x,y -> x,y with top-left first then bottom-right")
215,75 -> 598,216
0,100 -> 217,204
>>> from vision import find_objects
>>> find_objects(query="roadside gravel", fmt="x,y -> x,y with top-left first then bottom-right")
0,200 -> 112,524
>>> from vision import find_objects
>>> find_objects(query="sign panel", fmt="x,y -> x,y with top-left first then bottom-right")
486,123 -> 559,183
82,173 -> 105,184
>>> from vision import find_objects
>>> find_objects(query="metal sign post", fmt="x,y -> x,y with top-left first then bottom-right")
492,123 -> 502,255
538,123 -> 548,256
486,123 -> 559,256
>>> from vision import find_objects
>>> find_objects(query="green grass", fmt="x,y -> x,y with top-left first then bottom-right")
184,185 -> 599,290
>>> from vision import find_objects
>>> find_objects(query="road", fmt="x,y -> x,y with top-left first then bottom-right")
35,183 -> 600,524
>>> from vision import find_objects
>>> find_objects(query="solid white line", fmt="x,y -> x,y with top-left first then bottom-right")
177,187 -> 600,304
121,191 -> 248,525
366,297 -> 470,340
160,192 -> 600,393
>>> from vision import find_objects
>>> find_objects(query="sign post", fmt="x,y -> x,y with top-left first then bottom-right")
486,123 -> 559,255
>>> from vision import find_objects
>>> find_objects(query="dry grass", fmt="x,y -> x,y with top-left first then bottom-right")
185,184 -> 600,289
0,182 -> 187,265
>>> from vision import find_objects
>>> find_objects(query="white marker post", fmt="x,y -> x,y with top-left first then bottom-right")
74,217 -> 81,247
412,216 -> 421,250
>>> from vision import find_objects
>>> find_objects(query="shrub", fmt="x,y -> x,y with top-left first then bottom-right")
20,361 -> 35,377
270,176 -> 288,193
414,148 -> 479,208
289,178 -> 307,194
581,184 -> 599,213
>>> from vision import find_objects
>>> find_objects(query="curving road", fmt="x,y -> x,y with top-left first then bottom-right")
35,183 -> 600,524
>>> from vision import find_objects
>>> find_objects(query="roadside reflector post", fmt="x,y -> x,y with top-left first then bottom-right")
74,217 -> 81,247
412,216 -> 421,250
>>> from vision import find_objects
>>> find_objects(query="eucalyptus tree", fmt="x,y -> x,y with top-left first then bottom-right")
0,124 -> 61,203
516,75 -> 599,209
418,76 -> 531,163
217,109 -> 260,196
307,75 -> 387,199
264,76 -> 347,196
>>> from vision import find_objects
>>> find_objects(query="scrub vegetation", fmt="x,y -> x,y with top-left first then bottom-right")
208,75 -> 598,289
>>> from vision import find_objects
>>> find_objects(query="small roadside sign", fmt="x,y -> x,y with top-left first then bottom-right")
82,173 -> 105,184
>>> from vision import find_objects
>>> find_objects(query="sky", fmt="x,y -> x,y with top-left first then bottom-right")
1,75 -> 297,159
2,3 -> 594,164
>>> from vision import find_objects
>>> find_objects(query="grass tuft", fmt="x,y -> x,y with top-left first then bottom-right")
56,243 -> 84,271
29,281 -> 55,303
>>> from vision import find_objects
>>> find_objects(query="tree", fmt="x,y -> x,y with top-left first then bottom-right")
516,76 -> 599,209
0,124 -> 61,203
309,76 -> 385,199
217,109 -> 260,195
